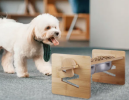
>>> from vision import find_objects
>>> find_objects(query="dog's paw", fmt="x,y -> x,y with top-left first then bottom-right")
44,67 -> 52,76
4,65 -> 15,74
39,65 -> 52,76
17,72 -> 29,78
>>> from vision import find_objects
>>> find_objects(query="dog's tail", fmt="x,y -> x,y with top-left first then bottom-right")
0,18 -> 16,24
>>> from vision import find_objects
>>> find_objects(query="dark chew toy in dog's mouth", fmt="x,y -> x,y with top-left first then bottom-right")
43,37 -> 59,62
48,37 -> 59,46
43,43 -> 51,62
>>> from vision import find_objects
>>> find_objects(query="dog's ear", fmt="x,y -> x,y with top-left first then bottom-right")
27,27 -> 35,43
27,18 -> 37,43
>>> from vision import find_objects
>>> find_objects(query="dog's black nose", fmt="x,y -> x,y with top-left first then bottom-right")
55,32 -> 59,36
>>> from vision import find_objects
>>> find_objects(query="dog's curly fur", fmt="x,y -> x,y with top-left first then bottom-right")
0,14 -> 61,77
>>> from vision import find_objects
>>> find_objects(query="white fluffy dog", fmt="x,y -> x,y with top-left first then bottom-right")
0,14 -> 61,77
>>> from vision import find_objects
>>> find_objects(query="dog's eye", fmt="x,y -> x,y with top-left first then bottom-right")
46,26 -> 51,30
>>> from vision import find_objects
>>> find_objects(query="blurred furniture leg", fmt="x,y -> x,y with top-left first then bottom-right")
66,14 -> 78,40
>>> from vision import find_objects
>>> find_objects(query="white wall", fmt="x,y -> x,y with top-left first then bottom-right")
90,0 -> 129,49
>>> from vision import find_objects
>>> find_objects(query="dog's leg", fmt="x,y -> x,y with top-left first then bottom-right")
1,50 -> 15,74
14,54 -> 29,78
33,56 -> 52,75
